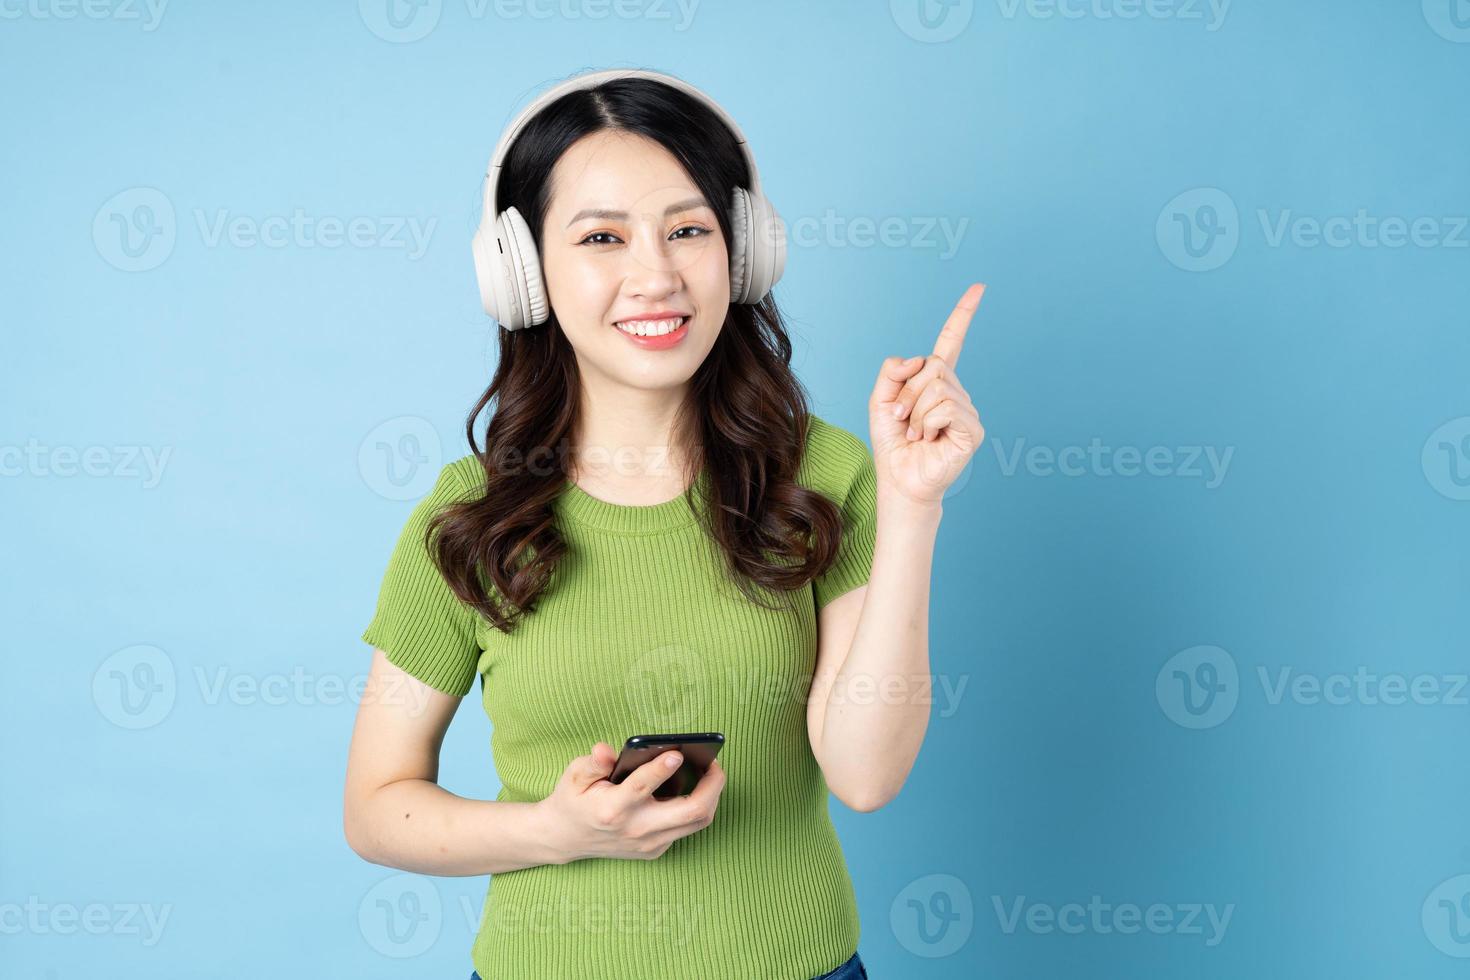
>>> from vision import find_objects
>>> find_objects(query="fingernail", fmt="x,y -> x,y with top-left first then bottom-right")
906,427 -> 918,440
666,754 -> 682,768
891,403 -> 905,419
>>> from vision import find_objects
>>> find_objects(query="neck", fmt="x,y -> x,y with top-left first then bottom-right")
568,378 -> 700,498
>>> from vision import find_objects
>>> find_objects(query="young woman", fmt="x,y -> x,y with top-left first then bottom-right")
343,67 -> 985,980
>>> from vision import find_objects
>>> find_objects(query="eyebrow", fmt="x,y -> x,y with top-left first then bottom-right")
565,196 -> 711,228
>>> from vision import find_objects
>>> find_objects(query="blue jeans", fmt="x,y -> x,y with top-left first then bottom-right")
812,950 -> 869,979
470,949 -> 868,979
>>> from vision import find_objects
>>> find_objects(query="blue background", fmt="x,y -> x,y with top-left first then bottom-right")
4,1 -> 1468,977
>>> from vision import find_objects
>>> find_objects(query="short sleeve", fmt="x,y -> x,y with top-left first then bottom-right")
812,430 -> 879,611
360,461 -> 482,697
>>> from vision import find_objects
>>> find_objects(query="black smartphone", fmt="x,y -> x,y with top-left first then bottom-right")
608,732 -> 724,800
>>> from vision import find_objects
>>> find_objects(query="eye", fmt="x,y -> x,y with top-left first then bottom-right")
577,225 -> 711,247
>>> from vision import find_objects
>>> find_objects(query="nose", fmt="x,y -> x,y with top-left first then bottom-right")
621,213 -> 683,299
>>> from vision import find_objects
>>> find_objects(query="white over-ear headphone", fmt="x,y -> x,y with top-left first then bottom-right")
470,68 -> 787,331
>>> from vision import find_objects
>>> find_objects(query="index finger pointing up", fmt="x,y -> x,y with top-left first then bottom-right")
932,282 -> 986,370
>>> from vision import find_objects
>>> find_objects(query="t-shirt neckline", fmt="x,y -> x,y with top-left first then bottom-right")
555,466 -> 709,534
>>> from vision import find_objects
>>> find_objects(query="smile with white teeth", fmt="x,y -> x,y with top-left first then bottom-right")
614,316 -> 688,337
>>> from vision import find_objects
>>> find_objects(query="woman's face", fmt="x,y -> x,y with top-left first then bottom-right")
539,129 -> 729,393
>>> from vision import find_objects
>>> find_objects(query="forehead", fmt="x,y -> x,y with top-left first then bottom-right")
546,129 -> 705,214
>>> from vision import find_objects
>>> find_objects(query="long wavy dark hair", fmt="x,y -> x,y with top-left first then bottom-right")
429,73 -> 848,633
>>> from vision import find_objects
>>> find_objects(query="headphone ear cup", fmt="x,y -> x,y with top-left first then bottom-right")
471,219 -> 504,324
473,212 -> 526,329
764,198 -> 787,294
502,207 -> 549,327
473,207 -> 546,331
729,186 -> 785,305
728,186 -> 752,304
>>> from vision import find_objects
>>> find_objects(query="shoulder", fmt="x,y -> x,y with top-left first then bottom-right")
407,455 -> 485,514
799,414 -> 874,502
444,454 -> 483,497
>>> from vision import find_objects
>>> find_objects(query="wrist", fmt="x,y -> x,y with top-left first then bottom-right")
877,488 -> 944,528
530,799 -> 578,865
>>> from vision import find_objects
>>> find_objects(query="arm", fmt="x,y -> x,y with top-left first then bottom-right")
809,282 -> 987,812
342,648 -> 570,875
807,498 -> 942,812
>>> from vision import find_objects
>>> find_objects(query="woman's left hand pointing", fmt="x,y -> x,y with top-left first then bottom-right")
868,282 -> 987,507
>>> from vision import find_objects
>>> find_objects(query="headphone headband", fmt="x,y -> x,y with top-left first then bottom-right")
479,68 -> 764,235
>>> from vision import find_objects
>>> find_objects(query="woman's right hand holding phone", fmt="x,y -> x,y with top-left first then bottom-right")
537,742 -> 726,863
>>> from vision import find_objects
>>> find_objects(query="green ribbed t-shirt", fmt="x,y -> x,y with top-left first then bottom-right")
360,414 -> 879,980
